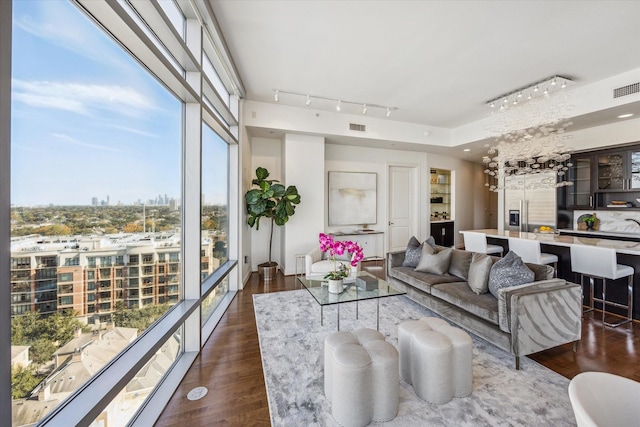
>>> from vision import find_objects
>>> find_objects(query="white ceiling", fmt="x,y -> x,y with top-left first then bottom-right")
210,1 -> 640,158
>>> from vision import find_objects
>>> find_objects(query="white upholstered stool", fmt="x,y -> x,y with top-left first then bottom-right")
570,245 -> 634,327
324,328 -> 399,426
508,237 -> 559,277
462,231 -> 503,256
399,317 -> 473,404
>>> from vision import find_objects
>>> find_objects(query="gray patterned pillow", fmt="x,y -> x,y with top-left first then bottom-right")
402,236 -> 422,267
402,236 -> 436,267
415,245 -> 452,275
488,251 -> 534,298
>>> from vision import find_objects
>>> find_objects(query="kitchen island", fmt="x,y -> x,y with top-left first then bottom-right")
461,229 -> 640,321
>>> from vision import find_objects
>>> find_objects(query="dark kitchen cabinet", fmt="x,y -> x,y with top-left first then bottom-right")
431,221 -> 454,247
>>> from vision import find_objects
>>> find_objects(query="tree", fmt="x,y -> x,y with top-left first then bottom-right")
245,167 -> 301,266
11,365 -> 44,399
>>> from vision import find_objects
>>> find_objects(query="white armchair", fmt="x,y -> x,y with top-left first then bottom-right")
304,247 -> 360,278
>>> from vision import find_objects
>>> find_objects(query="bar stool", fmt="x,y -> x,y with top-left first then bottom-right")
570,245 -> 634,327
462,231 -> 503,256
508,237 -> 559,277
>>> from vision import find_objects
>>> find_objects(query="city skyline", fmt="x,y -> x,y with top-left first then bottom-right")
11,1 -> 229,207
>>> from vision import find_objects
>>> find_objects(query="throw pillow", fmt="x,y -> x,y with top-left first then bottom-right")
415,245 -> 452,275
402,236 -> 423,267
425,236 -> 436,250
488,251 -> 535,298
448,249 -> 473,280
467,253 -> 494,295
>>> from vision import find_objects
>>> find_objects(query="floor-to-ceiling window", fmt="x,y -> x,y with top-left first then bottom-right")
4,0 -> 241,425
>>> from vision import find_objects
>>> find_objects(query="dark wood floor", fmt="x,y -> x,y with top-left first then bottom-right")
155,269 -> 639,426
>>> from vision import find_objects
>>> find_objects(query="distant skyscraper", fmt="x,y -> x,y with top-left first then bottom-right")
91,197 -> 98,206
106,195 -> 110,206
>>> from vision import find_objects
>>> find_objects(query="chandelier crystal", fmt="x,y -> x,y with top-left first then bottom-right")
483,76 -> 576,192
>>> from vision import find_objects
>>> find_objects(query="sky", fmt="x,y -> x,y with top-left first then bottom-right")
11,0 -> 228,207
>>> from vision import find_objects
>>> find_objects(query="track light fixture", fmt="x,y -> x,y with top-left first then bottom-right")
272,89 -> 397,118
486,75 -> 573,109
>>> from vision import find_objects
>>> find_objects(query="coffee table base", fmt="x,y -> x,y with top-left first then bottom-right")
321,298 -> 381,331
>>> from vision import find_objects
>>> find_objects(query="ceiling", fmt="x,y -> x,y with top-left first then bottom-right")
210,1 -> 640,160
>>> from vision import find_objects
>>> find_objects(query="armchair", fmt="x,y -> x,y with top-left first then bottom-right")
304,247 -> 360,278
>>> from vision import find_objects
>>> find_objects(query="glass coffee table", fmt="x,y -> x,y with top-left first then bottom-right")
297,271 -> 406,331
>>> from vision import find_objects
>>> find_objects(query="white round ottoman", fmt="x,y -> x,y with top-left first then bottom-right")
432,325 -> 473,397
411,329 -> 453,404
362,340 -> 399,421
332,343 -> 373,427
324,328 -> 399,426
397,319 -> 429,384
324,331 -> 359,401
399,317 -> 474,404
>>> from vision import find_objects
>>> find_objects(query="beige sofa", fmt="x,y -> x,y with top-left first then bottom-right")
386,247 -> 582,369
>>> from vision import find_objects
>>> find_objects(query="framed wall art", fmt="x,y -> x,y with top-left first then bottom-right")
328,171 -> 377,226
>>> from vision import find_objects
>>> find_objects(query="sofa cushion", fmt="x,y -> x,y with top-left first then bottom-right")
402,236 -> 422,267
415,245 -> 452,275
467,253 -> 493,295
488,251 -> 534,298
524,262 -> 554,282
447,248 -> 473,280
431,281 -> 499,325
388,266 -> 461,294
403,236 -> 436,267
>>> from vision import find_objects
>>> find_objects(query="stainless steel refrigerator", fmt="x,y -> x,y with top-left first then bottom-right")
504,171 -> 557,232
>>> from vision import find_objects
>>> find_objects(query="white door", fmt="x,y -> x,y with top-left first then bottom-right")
388,165 -> 418,252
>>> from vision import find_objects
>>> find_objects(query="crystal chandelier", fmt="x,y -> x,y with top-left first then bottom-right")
483,76 -> 576,192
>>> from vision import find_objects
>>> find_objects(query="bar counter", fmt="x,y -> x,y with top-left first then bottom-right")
461,229 -> 640,321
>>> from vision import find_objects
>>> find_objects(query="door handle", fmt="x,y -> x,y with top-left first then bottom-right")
388,221 -> 394,225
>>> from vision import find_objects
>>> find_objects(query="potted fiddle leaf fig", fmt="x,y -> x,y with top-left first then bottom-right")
245,167 -> 301,280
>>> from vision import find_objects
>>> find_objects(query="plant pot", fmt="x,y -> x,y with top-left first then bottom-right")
328,278 -> 344,294
586,222 -> 594,231
258,262 -> 278,282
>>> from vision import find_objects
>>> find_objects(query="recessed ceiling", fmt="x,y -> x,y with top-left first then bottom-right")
210,0 -> 640,155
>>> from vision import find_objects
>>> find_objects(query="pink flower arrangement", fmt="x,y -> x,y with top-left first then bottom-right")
319,233 -> 364,280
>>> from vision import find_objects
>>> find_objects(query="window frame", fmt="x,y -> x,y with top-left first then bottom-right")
2,0 -> 243,425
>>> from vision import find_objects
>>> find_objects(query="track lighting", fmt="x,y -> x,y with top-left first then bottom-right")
485,76 -> 573,109
272,89 -> 397,118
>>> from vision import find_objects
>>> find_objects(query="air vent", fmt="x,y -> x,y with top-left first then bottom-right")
349,123 -> 366,132
613,82 -> 639,98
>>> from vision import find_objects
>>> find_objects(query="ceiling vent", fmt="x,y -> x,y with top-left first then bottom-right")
349,123 -> 366,132
613,82 -> 639,98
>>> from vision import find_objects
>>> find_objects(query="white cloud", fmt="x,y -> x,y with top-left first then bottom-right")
51,133 -> 121,153
12,79 -> 156,117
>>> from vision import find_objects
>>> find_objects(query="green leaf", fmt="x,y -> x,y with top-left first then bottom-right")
256,167 -> 269,180
271,183 -> 286,197
259,181 -> 271,192
245,189 -> 262,204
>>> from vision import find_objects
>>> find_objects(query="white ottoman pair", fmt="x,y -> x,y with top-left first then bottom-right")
398,317 -> 473,404
324,328 -> 399,427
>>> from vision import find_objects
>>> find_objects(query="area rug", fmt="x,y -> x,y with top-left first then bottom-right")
254,289 -> 576,426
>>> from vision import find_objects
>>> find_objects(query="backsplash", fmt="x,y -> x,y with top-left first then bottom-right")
574,210 -> 640,234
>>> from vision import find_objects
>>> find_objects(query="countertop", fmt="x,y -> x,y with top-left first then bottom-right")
558,228 -> 640,239
430,219 -> 454,223
461,229 -> 640,256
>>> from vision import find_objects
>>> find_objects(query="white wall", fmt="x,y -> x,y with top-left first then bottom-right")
282,134 -> 325,275
249,137 -> 282,270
